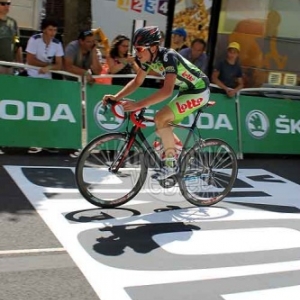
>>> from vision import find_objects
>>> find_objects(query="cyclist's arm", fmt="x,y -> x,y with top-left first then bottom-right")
137,73 -> 176,107
115,68 -> 147,100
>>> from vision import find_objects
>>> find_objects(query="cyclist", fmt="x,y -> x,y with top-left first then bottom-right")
103,26 -> 210,180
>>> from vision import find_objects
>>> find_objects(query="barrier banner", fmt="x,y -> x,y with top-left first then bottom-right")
239,95 -> 300,154
86,85 -> 239,152
0,75 -> 82,149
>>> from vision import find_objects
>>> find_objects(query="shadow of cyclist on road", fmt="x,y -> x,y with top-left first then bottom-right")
93,221 -> 200,256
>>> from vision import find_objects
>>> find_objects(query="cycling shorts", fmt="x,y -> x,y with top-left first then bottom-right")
168,87 -> 210,124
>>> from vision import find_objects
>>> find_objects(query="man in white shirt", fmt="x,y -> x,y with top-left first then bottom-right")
26,18 -> 64,79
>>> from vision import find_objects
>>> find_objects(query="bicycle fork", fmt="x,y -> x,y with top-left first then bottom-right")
109,128 -> 138,173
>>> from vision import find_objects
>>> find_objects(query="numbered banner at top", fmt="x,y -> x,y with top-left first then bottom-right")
117,0 -> 168,15
157,0 -> 168,15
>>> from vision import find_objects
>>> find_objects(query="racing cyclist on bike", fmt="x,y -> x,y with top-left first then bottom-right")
103,26 -> 210,180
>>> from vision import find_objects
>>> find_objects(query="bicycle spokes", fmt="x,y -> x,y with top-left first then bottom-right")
76,134 -> 147,208
179,139 -> 238,206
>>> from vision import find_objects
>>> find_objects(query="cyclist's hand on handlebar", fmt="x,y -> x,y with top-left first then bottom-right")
102,94 -> 118,105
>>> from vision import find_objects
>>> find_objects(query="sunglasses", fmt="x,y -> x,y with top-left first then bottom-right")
0,2 -> 11,6
134,46 -> 149,53
82,30 -> 92,36
78,30 -> 93,39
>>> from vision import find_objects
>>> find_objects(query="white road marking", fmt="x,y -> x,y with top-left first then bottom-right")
153,227 -> 300,255
0,248 -> 65,255
4,165 -> 300,300
222,285 -> 300,300
83,168 -> 122,184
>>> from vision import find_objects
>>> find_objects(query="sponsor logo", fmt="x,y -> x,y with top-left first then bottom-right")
93,101 -> 124,131
0,100 -> 76,122
165,66 -> 175,73
276,115 -> 300,134
176,98 -> 203,114
181,71 -> 195,82
246,110 -> 269,139
163,53 -> 168,62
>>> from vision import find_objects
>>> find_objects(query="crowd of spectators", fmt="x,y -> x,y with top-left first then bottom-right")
0,3 -> 244,98
170,27 -> 243,97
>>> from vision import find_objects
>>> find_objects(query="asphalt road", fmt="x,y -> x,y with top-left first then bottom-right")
0,151 -> 300,300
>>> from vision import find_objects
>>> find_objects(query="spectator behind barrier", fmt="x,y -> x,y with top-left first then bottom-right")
25,18 -> 64,79
211,42 -> 244,97
179,38 -> 208,73
0,0 -> 20,75
107,34 -> 139,86
171,27 -> 188,52
64,29 -> 102,84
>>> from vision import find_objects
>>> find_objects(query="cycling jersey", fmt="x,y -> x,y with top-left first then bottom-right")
136,47 -> 209,91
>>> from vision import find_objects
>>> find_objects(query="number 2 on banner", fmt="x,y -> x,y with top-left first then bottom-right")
131,0 -> 143,13
158,0 -> 168,15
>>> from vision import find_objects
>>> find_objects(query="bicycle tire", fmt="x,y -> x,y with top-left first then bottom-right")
75,133 -> 147,208
178,138 -> 238,206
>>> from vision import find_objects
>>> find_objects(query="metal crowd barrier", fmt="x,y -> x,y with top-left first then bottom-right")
1,61 -> 300,157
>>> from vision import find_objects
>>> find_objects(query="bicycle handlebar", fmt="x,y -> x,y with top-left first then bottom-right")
105,98 -> 147,128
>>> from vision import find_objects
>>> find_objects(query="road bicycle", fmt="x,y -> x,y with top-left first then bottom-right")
75,99 -> 238,208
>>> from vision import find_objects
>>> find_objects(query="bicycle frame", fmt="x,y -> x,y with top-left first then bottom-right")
117,105 -> 208,171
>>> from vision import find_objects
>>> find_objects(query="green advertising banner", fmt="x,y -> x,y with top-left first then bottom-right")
0,75 -> 82,149
239,95 -> 300,154
86,85 -> 239,152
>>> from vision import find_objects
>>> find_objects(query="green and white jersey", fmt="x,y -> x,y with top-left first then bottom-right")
136,47 -> 209,91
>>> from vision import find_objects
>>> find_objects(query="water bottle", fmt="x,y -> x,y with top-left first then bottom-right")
153,138 -> 164,158
175,140 -> 183,157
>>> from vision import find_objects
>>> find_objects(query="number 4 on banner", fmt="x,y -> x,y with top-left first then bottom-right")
158,0 -> 168,15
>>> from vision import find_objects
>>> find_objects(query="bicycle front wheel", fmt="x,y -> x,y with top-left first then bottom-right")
178,138 -> 238,206
75,133 -> 147,208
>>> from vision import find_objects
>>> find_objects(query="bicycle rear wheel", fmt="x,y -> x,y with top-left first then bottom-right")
75,133 -> 147,208
178,138 -> 238,206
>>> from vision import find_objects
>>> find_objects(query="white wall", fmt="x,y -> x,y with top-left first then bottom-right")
9,0 -> 43,30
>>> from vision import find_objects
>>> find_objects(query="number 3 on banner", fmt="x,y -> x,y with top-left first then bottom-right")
145,0 -> 156,14
158,0 -> 168,15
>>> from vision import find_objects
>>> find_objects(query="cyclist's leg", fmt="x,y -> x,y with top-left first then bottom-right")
154,106 -> 176,158
152,88 -> 210,180
154,92 -> 182,155
151,106 -> 180,180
